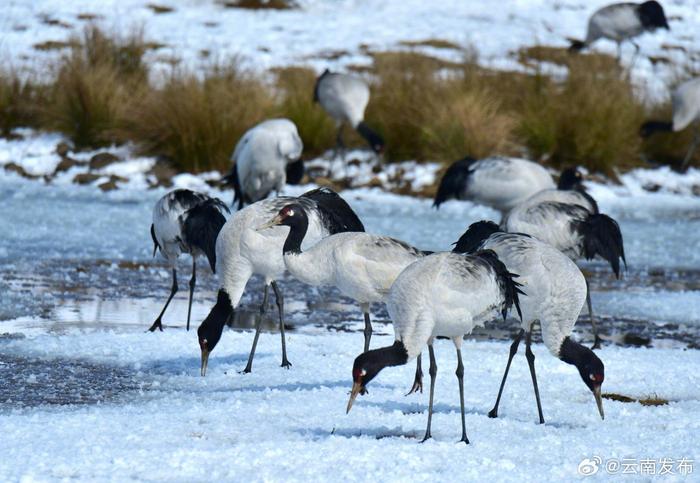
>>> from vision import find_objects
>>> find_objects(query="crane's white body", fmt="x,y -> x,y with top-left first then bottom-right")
216,196 -> 327,308
462,157 -> 555,213
585,3 -> 645,44
477,233 -> 587,356
387,252 -> 508,359
671,77 -> 700,132
284,232 -> 425,308
315,72 -> 370,128
502,200 -> 590,260
231,119 -> 303,204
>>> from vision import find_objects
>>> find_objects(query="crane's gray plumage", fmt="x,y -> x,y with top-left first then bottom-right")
196,187 -> 364,375
433,156 -> 555,213
640,77 -> 700,170
502,195 -> 625,348
569,1 -> 669,58
149,189 -> 230,332
453,221 -> 606,423
314,69 -> 384,154
224,118 -> 304,209
259,202 -> 428,353
347,250 -> 522,443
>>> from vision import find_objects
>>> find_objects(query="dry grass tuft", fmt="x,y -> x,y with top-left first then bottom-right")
0,70 -> 46,136
42,26 -> 149,148
603,392 -> 669,406
399,39 -> 461,50
366,51 -> 516,162
120,62 -> 275,172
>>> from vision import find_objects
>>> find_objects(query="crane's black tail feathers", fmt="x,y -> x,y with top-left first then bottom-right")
433,157 -> 476,208
285,159 -> 305,185
476,249 -> 524,322
150,224 -> 160,257
183,198 -> 230,273
452,220 -> 501,254
301,187 -> 365,233
222,167 -> 244,209
577,213 -> 627,278
569,39 -> 586,52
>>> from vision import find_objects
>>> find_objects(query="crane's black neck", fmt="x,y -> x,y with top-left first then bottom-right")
353,340 -> 409,386
282,209 -> 309,255
197,289 -> 234,352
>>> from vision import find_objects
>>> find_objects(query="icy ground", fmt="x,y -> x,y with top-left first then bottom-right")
2,0 -> 700,99
1,168 -> 700,481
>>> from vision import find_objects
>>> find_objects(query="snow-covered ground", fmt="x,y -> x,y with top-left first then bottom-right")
2,0 -> 700,99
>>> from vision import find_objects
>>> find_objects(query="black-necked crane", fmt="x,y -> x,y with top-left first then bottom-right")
640,77 -> 700,171
223,118 -> 305,209
257,203 -> 430,353
196,187 -> 364,376
453,221 -> 606,423
314,69 -> 384,155
501,195 -> 626,349
433,156 -> 555,213
149,189 -> 230,332
569,1 -> 669,61
346,250 -> 522,444
530,167 -> 599,214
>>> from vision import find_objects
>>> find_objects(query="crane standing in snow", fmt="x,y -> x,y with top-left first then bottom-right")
223,118 -> 305,209
640,77 -> 700,171
149,189 -> 230,332
453,221 -> 606,423
314,69 -> 384,156
257,203 -> 430,353
347,250 -> 522,443
569,1 -> 670,61
196,188 -> 364,376
501,194 -> 626,349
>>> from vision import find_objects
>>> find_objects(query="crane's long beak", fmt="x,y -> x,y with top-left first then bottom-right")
346,382 -> 364,414
593,385 -> 604,420
256,214 -> 284,232
200,348 -> 210,377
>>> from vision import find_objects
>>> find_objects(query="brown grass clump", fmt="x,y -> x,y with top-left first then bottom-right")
515,50 -> 646,174
274,66 -> 336,157
0,70 -> 46,137
121,62 -> 275,172
42,26 -> 150,148
366,51 -> 516,163
220,0 -> 295,9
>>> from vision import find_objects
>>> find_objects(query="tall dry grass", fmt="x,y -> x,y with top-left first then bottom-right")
0,70 -> 46,136
42,26 -> 149,148
120,62 -> 275,172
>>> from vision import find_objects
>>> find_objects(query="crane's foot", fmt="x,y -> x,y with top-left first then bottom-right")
405,379 -> 423,396
420,432 -> 432,444
457,436 -> 470,445
487,408 -> 498,419
592,335 -> 602,350
280,358 -> 292,369
147,320 -> 163,332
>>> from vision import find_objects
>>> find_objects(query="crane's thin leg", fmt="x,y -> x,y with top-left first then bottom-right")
148,268 -> 178,332
488,329 -> 524,418
186,258 -> 196,331
525,331 -> 545,424
616,41 -> 622,62
363,310 -> 373,353
680,126 -> 700,171
421,344 -> 437,443
455,344 -> 469,444
272,281 -> 291,369
242,283 -> 269,373
629,41 -> 640,72
406,354 -> 423,395
585,278 -> 602,349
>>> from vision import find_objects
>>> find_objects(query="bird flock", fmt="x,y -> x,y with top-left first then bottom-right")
143,1 -> 695,444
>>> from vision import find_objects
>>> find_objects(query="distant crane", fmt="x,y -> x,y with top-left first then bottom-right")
640,77 -> 700,171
